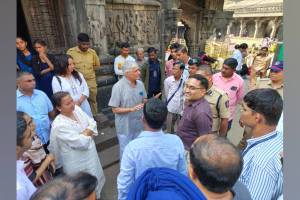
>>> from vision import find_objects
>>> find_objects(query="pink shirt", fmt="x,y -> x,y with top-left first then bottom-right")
165,59 -> 175,77
212,72 -> 244,120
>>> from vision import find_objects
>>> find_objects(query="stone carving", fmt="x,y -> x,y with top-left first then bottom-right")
105,6 -> 160,48
88,17 -> 105,49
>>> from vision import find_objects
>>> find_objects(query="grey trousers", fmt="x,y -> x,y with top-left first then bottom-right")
166,112 -> 181,134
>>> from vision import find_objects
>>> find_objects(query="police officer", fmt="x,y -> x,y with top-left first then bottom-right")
196,66 -> 230,137
67,33 -> 100,117
239,61 -> 284,150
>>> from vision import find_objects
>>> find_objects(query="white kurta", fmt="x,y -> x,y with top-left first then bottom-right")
52,73 -> 93,117
49,105 -> 105,198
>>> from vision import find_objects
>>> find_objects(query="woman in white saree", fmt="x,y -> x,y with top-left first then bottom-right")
49,91 -> 105,199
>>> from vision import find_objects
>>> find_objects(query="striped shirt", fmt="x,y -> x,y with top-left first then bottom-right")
239,130 -> 283,200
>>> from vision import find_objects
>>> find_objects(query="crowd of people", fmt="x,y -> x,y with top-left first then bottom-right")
16,32 -> 284,200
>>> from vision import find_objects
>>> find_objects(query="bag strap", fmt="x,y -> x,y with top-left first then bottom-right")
216,94 -> 223,118
166,78 -> 183,106
55,75 -> 62,90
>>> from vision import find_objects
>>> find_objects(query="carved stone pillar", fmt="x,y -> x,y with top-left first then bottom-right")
85,0 -> 108,55
239,19 -> 244,37
253,19 -> 259,38
270,18 -> 281,39
227,21 -> 233,35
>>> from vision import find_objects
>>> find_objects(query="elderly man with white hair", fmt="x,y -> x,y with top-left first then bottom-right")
109,60 -> 147,158
135,48 -> 147,69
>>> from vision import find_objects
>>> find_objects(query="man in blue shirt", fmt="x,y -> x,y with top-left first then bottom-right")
16,72 -> 56,152
239,88 -> 283,200
117,98 -> 187,200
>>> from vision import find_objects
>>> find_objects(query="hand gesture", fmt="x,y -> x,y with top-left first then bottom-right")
131,103 -> 144,112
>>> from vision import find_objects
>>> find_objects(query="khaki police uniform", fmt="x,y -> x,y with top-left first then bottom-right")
67,47 -> 100,116
205,85 -> 230,134
256,78 -> 283,98
239,78 -> 284,150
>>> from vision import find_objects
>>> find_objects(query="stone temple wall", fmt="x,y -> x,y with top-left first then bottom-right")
19,0 -> 232,117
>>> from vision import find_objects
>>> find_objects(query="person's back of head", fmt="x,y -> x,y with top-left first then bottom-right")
143,98 -> 168,130
243,88 -> 283,126
189,134 -> 243,194
30,172 -> 98,200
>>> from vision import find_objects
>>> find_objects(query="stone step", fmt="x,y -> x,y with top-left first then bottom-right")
96,65 -> 115,76
96,75 -> 117,87
95,126 -> 119,169
98,145 -> 120,169
97,84 -> 114,111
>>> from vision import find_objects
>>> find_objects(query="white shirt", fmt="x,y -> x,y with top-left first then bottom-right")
52,73 -> 93,117
17,160 -> 36,200
114,55 -> 135,76
232,49 -> 243,71
164,76 -> 184,114
182,57 -> 191,81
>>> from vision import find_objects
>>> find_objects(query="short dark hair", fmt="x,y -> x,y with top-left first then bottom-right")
173,60 -> 185,70
244,88 -> 283,126
188,58 -> 201,66
198,64 -> 213,76
120,42 -> 130,49
77,33 -> 90,42
30,172 -> 98,200
237,43 -> 248,50
52,91 -> 70,108
189,74 -> 209,90
223,58 -> 238,69
33,39 -> 47,47
147,47 -> 157,54
17,111 -> 28,146
190,134 -> 243,193
170,43 -> 180,50
143,98 -> 168,129
177,45 -> 188,53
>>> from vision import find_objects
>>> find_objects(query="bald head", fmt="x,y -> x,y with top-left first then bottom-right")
190,134 -> 243,193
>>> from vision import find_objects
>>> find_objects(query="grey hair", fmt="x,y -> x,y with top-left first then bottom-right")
136,48 -> 144,53
123,60 -> 139,74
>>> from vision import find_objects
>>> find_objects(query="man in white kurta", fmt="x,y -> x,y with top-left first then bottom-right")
49,105 -> 105,199
109,61 -> 147,158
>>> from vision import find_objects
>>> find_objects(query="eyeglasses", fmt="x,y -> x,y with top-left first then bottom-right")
184,84 -> 205,91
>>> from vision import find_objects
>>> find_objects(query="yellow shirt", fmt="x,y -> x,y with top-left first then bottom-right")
67,47 -> 100,80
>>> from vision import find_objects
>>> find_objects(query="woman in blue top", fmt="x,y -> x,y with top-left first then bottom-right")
16,36 -> 34,74
32,39 -> 55,100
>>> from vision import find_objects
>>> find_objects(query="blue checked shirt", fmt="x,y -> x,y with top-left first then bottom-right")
117,130 -> 187,200
239,130 -> 283,200
17,89 -> 53,144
